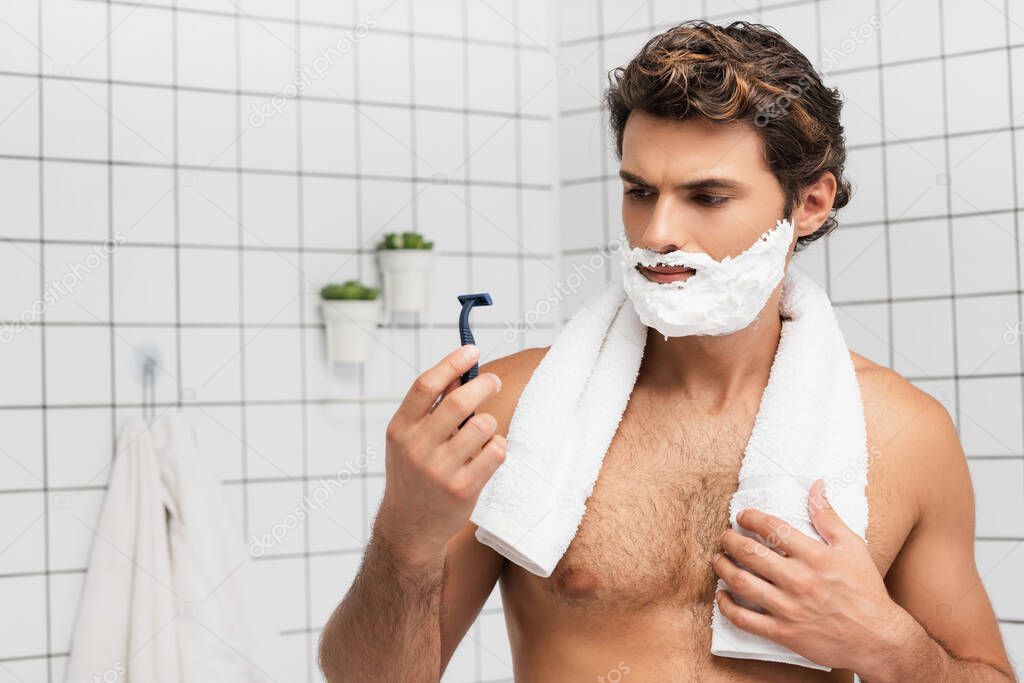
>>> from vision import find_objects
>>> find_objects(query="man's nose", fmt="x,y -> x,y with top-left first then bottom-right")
638,194 -> 695,251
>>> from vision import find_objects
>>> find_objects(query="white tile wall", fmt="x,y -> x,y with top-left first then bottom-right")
0,1 -> 554,681
6,0 -> 1023,679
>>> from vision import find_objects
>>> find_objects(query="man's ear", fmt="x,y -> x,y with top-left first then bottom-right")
792,170 -> 837,239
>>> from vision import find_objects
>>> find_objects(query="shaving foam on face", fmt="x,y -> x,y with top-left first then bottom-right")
621,217 -> 794,339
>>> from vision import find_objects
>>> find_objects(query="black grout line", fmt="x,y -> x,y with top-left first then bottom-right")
595,0 -> 610,293
232,0 -> 251,578
870,0 -> 894,372
816,0 -> 832,301
1006,0 -> 1024,563
834,287 -> 1024,304
171,1 -> 183,410
0,654 -> 68,666
0,568 -> 88,580
567,145 -> 1019,182
0,486 -> 107,496
0,321 -> 555,332
292,3 -> 315,677
3,235 -> 558,260
0,471 -> 387,496
0,150 -> 553,189
561,0 -> 821,47
36,0 -> 52,677
406,0 -> 424,487
555,39 -> 1024,103
558,202 -> 1024,233
0,67 -> 551,121
103,5 -> 118,679
560,0 -> 1017,65
461,0 -> 474,313
352,0 -> 372,668
72,0 -> 551,51
513,0 -> 527,354
0,471 -> 390,497
459,3 -> 480,674
937,0 -> 962,435
4,377 -> 1024,412
222,472 -> 386,486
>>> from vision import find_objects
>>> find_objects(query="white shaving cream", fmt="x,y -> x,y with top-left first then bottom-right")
620,217 -> 794,339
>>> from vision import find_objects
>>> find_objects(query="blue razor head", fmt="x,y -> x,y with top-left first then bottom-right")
456,292 -> 493,429
458,293 -> 493,306
457,292 -> 493,386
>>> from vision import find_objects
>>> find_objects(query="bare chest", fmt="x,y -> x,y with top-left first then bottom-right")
543,392 -> 754,611
530,385 -> 910,613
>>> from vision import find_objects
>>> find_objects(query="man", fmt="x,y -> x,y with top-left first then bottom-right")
319,20 -> 1015,682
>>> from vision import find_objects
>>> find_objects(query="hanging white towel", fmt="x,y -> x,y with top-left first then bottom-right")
469,267 -> 869,671
65,413 -> 272,683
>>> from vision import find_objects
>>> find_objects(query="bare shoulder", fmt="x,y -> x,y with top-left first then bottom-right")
850,350 -> 958,454
476,346 -> 550,436
849,350 -> 967,529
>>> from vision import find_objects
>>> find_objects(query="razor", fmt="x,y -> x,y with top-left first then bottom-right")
456,292 -> 493,428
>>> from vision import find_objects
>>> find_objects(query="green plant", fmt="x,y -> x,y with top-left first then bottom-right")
320,280 -> 380,300
377,230 -> 434,250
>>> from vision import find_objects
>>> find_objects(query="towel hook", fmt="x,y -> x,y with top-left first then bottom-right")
137,345 -> 160,424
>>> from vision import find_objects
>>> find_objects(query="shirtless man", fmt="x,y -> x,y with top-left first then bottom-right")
319,21 -> 1015,682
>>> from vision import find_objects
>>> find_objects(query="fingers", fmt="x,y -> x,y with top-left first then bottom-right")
438,412 -> 500,474
432,431 -> 507,506
430,376 -> 462,417
423,372 -> 502,445
719,528 -> 791,589
712,551 -> 789,616
457,433 -> 508,493
394,345 -> 481,427
715,588 -> 780,641
808,479 -> 853,547
735,508 -> 823,559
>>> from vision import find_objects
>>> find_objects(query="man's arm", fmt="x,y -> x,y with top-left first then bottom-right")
712,386 -> 1015,680
439,348 -> 549,669
439,522 -> 506,671
317,345 -> 507,682
318,516 -> 505,682
318,346 -> 545,681
318,519 -> 448,682
867,393 -> 1015,681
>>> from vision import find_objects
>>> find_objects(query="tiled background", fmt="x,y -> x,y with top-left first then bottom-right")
0,0 -> 1021,681
0,0 -> 554,680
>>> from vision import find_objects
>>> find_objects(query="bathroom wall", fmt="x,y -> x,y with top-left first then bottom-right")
0,0 -> 554,681
557,0 -> 1024,676
3,0 -> 1023,681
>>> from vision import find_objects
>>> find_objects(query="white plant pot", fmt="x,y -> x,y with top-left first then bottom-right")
377,249 -> 434,314
321,299 -> 380,364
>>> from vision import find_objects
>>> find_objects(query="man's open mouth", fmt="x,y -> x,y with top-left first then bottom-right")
639,263 -> 697,283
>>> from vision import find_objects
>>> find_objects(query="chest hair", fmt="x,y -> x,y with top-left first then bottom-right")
547,395 -> 755,616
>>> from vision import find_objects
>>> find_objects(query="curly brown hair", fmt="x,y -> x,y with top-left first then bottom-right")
605,19 -> 852,252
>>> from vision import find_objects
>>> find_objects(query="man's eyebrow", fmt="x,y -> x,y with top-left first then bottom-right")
618,169 -> 743,191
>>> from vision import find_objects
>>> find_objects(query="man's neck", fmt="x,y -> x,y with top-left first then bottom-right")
636,291 -> 785,413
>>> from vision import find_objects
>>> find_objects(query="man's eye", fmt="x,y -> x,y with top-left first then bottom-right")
696,194 -> 728,206
625,188 -> 653,200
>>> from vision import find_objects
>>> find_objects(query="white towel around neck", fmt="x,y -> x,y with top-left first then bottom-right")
469,266 -> 870,671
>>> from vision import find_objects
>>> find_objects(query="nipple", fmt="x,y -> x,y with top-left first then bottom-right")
554,566 -> 603,599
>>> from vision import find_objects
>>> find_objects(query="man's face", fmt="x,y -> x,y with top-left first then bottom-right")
619,110 -> 795,284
